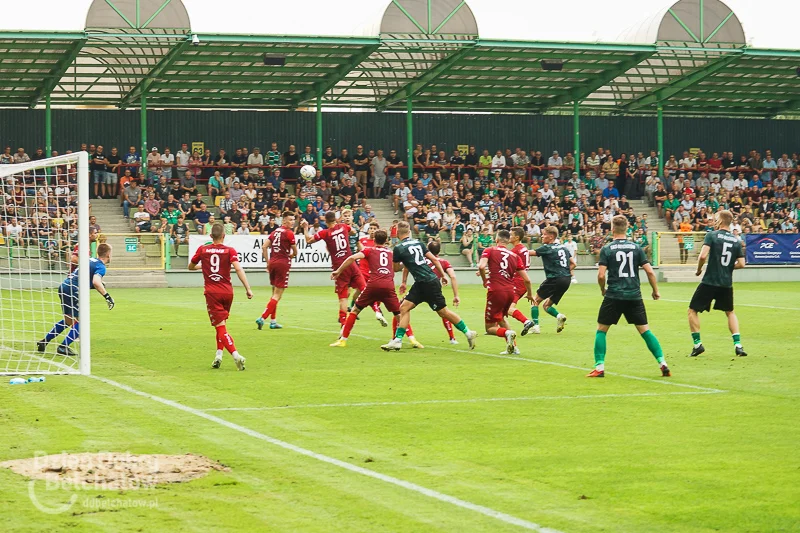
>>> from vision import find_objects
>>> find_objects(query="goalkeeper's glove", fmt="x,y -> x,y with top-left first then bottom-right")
104,292 -> 115,310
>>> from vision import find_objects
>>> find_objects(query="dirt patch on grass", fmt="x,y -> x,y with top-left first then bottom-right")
1,452 -> 228,489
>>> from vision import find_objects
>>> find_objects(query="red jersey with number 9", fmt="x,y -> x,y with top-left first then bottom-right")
191,244 -> 239,294
269,226 -> 296,265
482,246 -> 524,291
316,223 -> 352,270
361,246 -> 395,289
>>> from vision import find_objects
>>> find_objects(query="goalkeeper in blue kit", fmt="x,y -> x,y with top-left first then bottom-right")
37,243 -> 115,357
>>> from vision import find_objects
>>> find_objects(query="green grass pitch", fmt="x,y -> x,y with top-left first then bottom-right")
1,282 -> 799,532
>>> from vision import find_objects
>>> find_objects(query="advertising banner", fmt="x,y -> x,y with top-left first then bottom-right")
188,234 -> 331,269
745,234 -> 800,264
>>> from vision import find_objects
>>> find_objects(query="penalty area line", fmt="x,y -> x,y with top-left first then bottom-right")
88,373 -> 561,533
291,326 -> 727,394
202,390 -> 726,412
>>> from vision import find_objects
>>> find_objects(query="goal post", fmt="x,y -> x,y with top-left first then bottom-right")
0,151 -> 91,375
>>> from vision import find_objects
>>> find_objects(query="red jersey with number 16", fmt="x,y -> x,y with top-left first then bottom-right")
191,244 -> 239,294
269,226 -> 296,265
482,246 -> 524,291
361,247 -> 395,289
315,223 -> 352,270
511,243 -> 530,293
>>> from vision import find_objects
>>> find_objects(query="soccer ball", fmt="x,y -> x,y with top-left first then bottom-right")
300,165 -> 316,180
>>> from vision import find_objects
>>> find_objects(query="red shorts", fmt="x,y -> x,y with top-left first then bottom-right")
334,263 -> 366,299
355,285 -> 400,313
512,279 -> 527,303
269,261 -> 291,289
485,290 -> 514,324
205,291 -> 233,326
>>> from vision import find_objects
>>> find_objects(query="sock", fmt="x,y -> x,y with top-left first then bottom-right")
511,309 -> 528,324
270,299 -> 278,320
215,325 -> 237,355
44,320 -> 67,342
372,302 -> 381,314
406,324 -> 414,337
392,315 -> 398,336
349,298 -> 356,310
61,323 -> 80,347
216,336 -> 224,351
341,312 -> 357,340
215,350 -> 223,359
261,298 -> 277,320
496,327 -> 508,338
691,332 -> 702,346
394,327 -> 407,340
641,330 -> 665,365
545,306 -> 559,318
594,330 -> 607,368
732,333 -> 741,347
442,318 -> 455,339
454,320 -> 469,334
530,306 -> 539,325
338,310 -> 347,325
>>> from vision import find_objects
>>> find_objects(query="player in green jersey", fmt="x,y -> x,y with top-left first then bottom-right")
527,226 -> 575,335
381,222 -> 477,351
688,210 -> 747,357
589,215 -> 670,378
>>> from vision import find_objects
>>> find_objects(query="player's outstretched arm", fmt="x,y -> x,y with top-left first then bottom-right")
643,263 -> 660,300
570,256 -> 577,274
426,252 -> 448,284
477,256 -> 489,287
300,220 -> 317,244
92,273 -> 114,309
399,266 -> 409,294
597,265 -> 607,296
734,256 -> 746,270
232,261 -> 254,299
446,267 -> 460,306
291,243 -> 298,260
262,238 -> 272,265
187,260 -> 199,271
332,253 -> 362,280
695,244 -> 711,276
519,269 -> 535,302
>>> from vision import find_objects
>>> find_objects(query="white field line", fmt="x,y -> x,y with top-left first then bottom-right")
291,326 -> 727,394
659,298 -> 800,311
203,390 -> 725,412
89,374 -> 560,533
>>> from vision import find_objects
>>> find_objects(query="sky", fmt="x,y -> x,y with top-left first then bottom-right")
1,0 -> 797,49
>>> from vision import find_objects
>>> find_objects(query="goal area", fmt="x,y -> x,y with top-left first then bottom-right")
0,152 -> 91,375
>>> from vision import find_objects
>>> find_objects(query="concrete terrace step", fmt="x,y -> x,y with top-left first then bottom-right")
103,269 -> 168,289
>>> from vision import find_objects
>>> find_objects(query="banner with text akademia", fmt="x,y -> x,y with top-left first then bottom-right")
745,234 -> 800,264
188,234 -> 331,269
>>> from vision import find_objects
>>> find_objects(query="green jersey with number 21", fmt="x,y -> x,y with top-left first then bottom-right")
393,238 -> 438,283
701,229 -> 742,288
599,239 -> 649,300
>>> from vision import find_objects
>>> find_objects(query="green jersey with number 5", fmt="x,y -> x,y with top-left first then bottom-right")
393,238 -> 438,283
701,229 -> 742,288
599,239 -> 649,300
535,243 -> 572,278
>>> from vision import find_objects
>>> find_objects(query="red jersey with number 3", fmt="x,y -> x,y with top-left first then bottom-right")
316,223 -> 352,270
482,246 -> 524,291
511,243 -> 530,293
358,237 -> 375,277
361,247 -> 395,289
191,244 -> 238,294
269,226 -> 295,265
426,257 -> 452,279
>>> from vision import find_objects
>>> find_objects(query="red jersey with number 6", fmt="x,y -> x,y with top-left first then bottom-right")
482,246 -> 524,291
361,247 -> 395,289
269,226 -> 296,265
191,244 -> 239,294
316,223 -> 352,270
511,243 -> 530,294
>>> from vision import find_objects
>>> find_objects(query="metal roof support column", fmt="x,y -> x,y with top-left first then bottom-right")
407,97 -> 413,182
657,104 -> 664,177
573,100 -> 580,179
316,97 -> 323,169
141,94 -> 148,176
45,94 -> 53,185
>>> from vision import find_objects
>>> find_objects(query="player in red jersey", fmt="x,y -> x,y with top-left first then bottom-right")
355,221 -> 388,327
69,228 -> 98,273
478,230 -> 534,354
508,227 -> 537,336
302,211 -> 366,325
329,229 -> 401,347
256,211 -> 297,331
188,223 -> 254,370
424,240 -> 461,344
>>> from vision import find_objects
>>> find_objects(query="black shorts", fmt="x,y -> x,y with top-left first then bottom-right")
597,297 -> 648,326
405,279 -> 447,311
536,276 -> 572,305
689,283 -> 734,313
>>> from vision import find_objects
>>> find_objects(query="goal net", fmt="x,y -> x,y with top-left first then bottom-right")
0,152 -> 91,375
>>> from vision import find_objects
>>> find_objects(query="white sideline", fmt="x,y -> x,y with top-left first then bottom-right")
659,298 -> 800,311
292,327 -> 726,394
88,374 -> 561,533
203,390 -> 725,412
